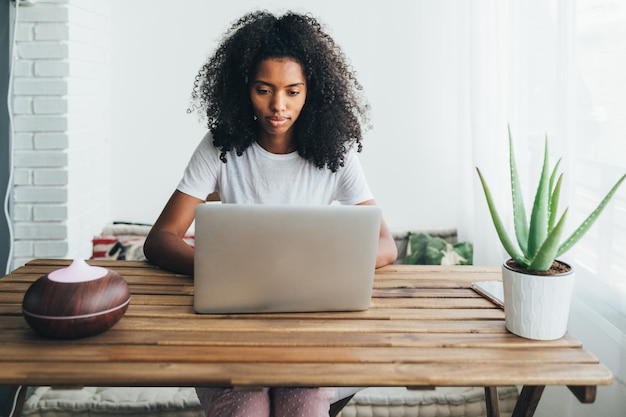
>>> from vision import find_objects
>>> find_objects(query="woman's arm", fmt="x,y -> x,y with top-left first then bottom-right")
143,190 -> 204,275
357,199 -> 398,268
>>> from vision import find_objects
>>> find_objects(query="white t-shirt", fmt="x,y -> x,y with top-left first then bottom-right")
177,132 -> 373,205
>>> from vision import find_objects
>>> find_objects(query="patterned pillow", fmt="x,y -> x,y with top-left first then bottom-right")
92,223 -> 194,261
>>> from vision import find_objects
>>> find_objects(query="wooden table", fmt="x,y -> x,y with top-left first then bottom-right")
0,259 -> 613,417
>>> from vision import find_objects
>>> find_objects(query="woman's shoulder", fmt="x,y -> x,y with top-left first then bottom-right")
182,131 -> 223,173
197,131 -> 215,149
342,146 -> 363,168
192,131 -> 222,158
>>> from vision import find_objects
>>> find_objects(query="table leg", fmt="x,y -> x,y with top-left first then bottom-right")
511,385 -> 545,417
567,385 -> 596,403
329,394 -> 355,417
484,386 -> 501,417
4,385 -> 27,417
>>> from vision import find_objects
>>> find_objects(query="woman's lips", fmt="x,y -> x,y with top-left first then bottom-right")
267,116 -> 289,127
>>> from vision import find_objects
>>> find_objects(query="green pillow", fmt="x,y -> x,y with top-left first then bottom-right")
405,232 -> 473,265
405,232 -> 430,264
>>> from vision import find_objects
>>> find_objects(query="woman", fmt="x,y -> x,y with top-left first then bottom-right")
144,10 -> 397,417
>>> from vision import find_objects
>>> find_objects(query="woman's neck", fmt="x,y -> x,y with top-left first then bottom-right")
256,132 -> 296,154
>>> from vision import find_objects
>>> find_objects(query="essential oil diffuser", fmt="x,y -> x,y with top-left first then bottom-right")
22,259 -> 131,339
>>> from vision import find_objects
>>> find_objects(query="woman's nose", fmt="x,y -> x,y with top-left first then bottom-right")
270,93 -> 286,112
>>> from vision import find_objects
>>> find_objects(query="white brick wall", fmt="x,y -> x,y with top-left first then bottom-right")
10,0 -> 112,268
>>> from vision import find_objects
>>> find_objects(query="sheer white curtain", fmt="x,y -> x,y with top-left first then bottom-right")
460,0 -> 549,267
462,0 -> 626,322
568,0 -> 626,326
461,0 -> 517,267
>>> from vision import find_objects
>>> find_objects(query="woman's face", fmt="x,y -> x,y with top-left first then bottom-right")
249,57 -> 307,146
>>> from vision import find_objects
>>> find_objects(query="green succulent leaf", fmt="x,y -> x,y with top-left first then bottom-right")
476,167 -> 529,267
557,173 -> 626,257
528,208 -> 568,271
508,126 -> 529,256
548,174 -> 563,232
527,138 -> 551,258
549,158 -> 562,192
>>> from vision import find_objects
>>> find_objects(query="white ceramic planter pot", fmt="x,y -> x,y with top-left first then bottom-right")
502,260 -> 575,340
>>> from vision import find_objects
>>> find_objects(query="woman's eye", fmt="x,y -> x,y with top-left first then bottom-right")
256,88 -> 270,95
288,90 -> 300,96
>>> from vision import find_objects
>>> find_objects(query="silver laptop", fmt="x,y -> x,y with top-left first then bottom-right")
194,204 -> 381,314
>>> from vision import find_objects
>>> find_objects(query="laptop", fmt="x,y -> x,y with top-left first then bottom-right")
193,204 -> 382,314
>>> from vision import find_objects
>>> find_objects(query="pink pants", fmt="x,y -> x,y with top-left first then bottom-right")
195,387 -> 337,417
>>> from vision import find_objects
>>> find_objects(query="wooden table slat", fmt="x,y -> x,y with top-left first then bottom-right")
0,345 -> 601,365
0,304 -> 508,320
0,362 -> 612,388
0,327 -> 584,348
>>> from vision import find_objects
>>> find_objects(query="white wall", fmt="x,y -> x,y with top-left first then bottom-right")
109,0 -> 468,233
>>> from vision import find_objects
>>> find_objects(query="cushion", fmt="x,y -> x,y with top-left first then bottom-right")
91,223 -> 194,261
22,387 -> 204,417
341,386 -> 519,417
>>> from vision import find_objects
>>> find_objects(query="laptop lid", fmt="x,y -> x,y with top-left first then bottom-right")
193,204 -> 381,314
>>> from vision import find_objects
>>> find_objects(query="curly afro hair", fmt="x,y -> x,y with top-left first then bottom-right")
189,10 -> 370,172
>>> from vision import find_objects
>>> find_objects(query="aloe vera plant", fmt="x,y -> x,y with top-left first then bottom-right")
476,128 -> 626,272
